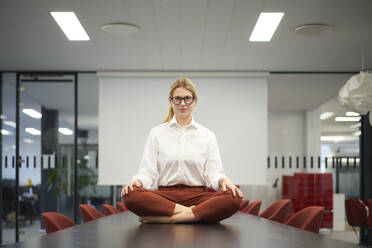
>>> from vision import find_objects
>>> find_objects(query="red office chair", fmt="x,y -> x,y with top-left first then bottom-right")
244,200 -> 262,216
79,204 -> 104,223
345,197 -> 372,238
285,206 -> 324,233
117,202 -> 128,212
239,200 -> 250,212
259,199 -> 291,223
285,201 -> 295,221
42,212 -> 76,234
103,204 -> 120,216
345,198 -> 369,227
368,199 -> 372,226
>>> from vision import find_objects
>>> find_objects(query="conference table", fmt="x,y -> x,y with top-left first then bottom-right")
10,212 -> 363,248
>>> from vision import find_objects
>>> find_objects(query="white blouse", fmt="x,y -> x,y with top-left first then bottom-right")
132,116 -> 226,190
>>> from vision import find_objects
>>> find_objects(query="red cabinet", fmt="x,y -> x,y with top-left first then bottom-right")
283,173 -> 333,228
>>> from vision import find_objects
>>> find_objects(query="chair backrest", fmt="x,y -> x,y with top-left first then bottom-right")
285,206 -> 325,233
42,212 -> 76,234
259,199 -> 291,223
79,204 -> 104,223
103,204 -> 120,216
345,198 -> 368,227
244,200 -> 262,216
286,201 -> 295,221
239,200 -> 250,212
116,202 -> 128,212
368,199 -> 372,226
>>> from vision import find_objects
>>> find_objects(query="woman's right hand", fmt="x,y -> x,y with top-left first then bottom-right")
121,179 -> 143,197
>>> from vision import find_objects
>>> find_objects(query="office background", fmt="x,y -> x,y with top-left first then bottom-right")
1,0 -> 372,246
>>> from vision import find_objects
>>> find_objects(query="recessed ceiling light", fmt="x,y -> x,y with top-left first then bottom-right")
25,128 -> 41,135
320,136 -> 345,142
345,112 -> 360,117
50,12 -> 90,41
249,12 -> 284,42
0,114 -> 6,119
22,109 -> 42,119
4,120 -> 16,128
335,117 -> 361,122
320,112 -> 334,120
295,23 -> 331,36
59,127 -> 73,135
101,23 -> 140,36
1,129 -> 12,135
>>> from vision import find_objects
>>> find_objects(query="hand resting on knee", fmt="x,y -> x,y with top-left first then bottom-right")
121,179 -> 143,198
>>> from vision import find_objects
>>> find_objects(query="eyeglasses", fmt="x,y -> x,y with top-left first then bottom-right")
171,96 -> 194,105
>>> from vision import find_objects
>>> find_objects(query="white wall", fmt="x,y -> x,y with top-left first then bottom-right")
268,111 -> 306,157
306,107 -> 322,157
267,108 -> 322,169
98,76 -> 268,186
267,111 -> 307,199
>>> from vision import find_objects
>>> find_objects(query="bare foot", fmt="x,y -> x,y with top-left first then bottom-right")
139,207 -> 196,224
173,203 -> 189,215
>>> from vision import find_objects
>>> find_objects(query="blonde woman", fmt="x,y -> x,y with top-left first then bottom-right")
121,78 -> 242,223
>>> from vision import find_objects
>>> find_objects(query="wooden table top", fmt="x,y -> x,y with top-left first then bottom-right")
9,212 -> 363,248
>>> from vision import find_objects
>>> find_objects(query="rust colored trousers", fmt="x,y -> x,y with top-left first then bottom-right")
122,185 -> 242,222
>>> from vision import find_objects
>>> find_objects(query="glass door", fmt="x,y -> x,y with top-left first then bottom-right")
15,73 -> 77,243
1,73 -> 17,246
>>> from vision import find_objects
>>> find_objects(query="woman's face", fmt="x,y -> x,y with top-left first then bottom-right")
170,87 -> 196,120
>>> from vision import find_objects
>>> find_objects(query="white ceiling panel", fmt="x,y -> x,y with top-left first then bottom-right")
0,0 -> 371,71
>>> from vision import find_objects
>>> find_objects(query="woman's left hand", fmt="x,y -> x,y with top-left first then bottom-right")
218,177 -> 243,198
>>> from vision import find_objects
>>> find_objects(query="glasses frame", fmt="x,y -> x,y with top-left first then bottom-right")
170,96 -> 194,105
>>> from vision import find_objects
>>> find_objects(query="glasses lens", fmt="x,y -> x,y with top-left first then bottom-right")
185,96 -> 193,104
172,97 -> 182,104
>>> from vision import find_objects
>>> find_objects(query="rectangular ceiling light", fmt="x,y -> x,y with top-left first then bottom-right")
353,131 -> 361,136
350,123 -> 361,128
25,128 -> 41,135
335,117 -> 361,122
320,112 -> 334,120
345,111 -> 360,117
23,138 -> 34,144
50,12 -> 90,41
22,109 -> 42,119
4,120 -> 16,128
320,136 -> 345,142
59,127 -> 73,135
249,12 -> 284,42
1,129 -> 12,135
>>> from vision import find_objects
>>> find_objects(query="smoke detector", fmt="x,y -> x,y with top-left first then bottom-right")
295,24 -> 331,36
101,23 -> 139,36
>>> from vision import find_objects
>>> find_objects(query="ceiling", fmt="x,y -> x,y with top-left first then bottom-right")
0,0 -> 371,71
320,95 -> 361,139
267,73 -> 351,112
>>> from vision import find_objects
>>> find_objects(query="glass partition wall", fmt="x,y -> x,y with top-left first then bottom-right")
76,73 -> 111,215
18,73 -> 77,243
1,73 -> 17,245
0,72 -> 110,245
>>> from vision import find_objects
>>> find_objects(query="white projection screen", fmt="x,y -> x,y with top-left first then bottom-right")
98,75 -> 268,186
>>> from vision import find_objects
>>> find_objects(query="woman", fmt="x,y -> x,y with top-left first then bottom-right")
121,78 -> 242,223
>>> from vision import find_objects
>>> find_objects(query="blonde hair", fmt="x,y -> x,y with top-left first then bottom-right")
163,78 -> 198,123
